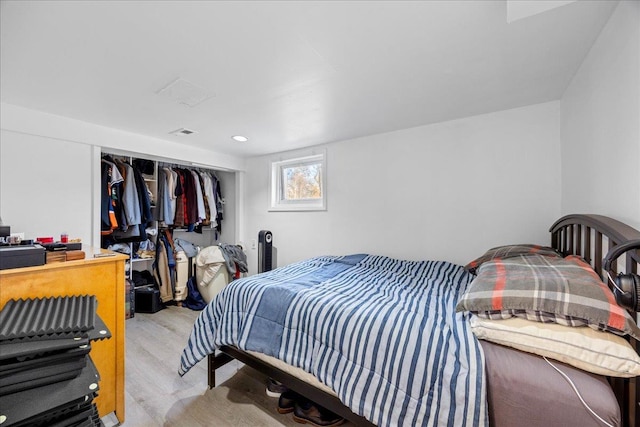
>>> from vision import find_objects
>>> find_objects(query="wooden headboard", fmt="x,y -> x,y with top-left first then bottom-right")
549,214 -> 640,427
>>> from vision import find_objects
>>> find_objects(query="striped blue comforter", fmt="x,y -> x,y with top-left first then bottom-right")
179,254 -> 487,427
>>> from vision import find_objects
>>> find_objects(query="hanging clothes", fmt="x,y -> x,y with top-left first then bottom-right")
101,156 -> 149,245
202,172 -> 217,227
213,174 -> 224,237
191,170 -> 206,224
103,157 -> 224,237
153,234 -> 173,303
197,172 -> 211,226
161,169 -> 174,227
100,157 -> 125,235
165,168 -> 178,223
114,159 -> 142,227
130,163 -> 153,227
155,167 -> 166,224
101,160 -> 118,234
182,168 -> 198,227
174,168 -> 186,227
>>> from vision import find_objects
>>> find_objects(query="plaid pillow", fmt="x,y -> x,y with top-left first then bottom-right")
464,244 -> 561,274
457,254 -> 640,340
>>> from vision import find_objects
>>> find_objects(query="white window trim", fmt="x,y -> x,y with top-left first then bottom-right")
269,151 -> 327,212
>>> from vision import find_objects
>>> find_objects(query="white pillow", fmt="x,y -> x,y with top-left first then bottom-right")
470,315 -> 640,378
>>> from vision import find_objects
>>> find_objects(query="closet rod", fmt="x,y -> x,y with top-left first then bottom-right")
102,151 -> 224,176
157,163 -> 219,176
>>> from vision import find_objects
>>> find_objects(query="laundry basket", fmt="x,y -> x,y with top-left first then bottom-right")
195,246 -> 231,303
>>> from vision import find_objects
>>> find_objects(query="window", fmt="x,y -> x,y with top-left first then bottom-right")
270,152 -> 326,211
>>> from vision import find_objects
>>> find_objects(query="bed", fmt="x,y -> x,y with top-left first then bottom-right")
179,214 -> 640,427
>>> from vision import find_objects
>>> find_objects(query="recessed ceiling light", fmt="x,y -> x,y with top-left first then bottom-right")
232,135 -> 248,142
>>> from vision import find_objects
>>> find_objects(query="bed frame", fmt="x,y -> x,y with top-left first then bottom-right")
550,214 -> 640,427
209,346 -> 376,426
208,214 -> 640,427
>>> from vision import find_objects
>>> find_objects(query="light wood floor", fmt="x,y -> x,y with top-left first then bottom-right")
120,306 -> 302,426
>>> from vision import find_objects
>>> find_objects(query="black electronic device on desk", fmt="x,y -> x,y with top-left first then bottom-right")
0,244 -> 46,270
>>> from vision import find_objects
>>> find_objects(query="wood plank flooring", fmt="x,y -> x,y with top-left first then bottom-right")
121,306 -> 301,426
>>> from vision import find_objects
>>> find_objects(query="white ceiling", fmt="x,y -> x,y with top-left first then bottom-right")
0,0 -> 617,158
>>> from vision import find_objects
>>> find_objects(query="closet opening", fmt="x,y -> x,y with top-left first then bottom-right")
100,150 -> 239,309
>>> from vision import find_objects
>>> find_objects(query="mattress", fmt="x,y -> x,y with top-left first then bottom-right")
246,341 -> 620,427
480,340 -> 620,427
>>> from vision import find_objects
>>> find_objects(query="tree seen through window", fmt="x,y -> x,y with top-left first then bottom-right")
283,163 -> 322,200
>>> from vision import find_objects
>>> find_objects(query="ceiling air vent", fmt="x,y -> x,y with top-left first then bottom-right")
169,128 -> 197,136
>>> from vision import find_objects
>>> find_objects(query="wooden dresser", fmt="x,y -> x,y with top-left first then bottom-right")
0,248 -> 128,423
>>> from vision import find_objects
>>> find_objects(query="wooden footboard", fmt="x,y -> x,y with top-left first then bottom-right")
550,214 -> 640,427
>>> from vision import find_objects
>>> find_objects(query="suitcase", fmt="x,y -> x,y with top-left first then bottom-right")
174,250 -> 188,302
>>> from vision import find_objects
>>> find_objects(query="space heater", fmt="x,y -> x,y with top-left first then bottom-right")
258,230 -> 273,273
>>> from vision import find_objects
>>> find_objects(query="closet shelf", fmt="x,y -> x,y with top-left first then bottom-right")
131,258 -> 153,263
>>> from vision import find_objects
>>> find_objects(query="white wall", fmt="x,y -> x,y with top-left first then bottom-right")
0,103 -> 244,247
0,130 -> 94,244
560,0 -> 640,231
243,101 -> 562,273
